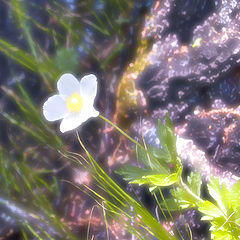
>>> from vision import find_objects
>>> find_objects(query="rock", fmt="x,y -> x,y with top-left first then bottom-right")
185,99 -> 240,176
134,0 -> 240,185
137,0 -> 240,120
135,0 -> 240,177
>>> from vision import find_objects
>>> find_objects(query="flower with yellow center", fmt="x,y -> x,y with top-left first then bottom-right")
67,93 -> 83,112
43,73 -> 99,133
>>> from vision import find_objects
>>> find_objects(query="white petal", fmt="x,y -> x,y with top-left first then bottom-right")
80,74 -> 97,100
59,106 -> 99,133
90,107 -> 99,117
43,95 -> 68,121
57,73 -> 80,96
60,113 -> 82,133
80,98 -> 99,121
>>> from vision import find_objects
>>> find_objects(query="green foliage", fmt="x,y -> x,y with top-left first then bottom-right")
2,0 -> 240,239
130,172 -> 179,187
157,116 -> 177,162
116,115 -> 240,239
187,171 -> 202,197
199,178 -> 240,239
0,0 -> 140,238
115,164 -> 159,182
136,146 -> 168,172
170,171 -> 203,209
0,150 -> 76,240
1,83 -> 63,149
72,136 -> 176,240
198,200 -> 224,219
117,115 -> 182,189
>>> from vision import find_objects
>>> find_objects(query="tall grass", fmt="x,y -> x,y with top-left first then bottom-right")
0,0 -> 176,239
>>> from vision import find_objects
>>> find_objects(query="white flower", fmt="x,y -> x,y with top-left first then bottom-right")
43,73 -> 99,133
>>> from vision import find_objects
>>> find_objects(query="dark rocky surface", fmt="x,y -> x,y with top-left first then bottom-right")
133,1 -> 240,239
185,100 -> 240,176
136,0 -> 240,175
138,0 -> 240,115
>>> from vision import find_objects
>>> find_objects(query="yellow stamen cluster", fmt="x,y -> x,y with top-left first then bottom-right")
67,93 -> 83,112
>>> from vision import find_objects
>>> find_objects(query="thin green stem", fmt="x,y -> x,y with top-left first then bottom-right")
102,202 -> 110,240
179,178 -> 204,203
158,189 -> 184,240
99,115 -> 168,174
99,115 -> 145,150
75,130 -> 175,240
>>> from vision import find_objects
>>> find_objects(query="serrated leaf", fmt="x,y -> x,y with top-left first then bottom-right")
148,147 -> 172,171
131,172 -> 178,187
148,147 -> 171,163
201,215 -> 214,221
135,145 -> 167,173
115,165 -> 158,182
164,116 -> 177,156
230,180 -> 240,210
198,200 -> 224,218
209,212 -> 240,240
171,187 -> 195,209
235,207 -> 240,222
157,116 -> 177,163
208,177 -> 229,215
187,171 -> 202,197
159,198 -> 180,211
157,119 -> 167,148
212,230 -> 232,240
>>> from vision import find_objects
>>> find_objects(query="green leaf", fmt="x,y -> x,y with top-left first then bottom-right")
171,187 -> 195,209
210,214 -> 240,240
148,147 -> 171,163
130,172 -> 178,187
165,116 -> 177,154
211,230 -> 233,240
157,116 -> 177,163
157,119 -> 168,150
198,200 -> 224,218
135,145 -> 167,173
159,198 -> 180,211
187,171 -> 202,197
235,207 -> 240,222
115,165 -> 158,182
208,177 -> 229,215
230,180 -> 240,210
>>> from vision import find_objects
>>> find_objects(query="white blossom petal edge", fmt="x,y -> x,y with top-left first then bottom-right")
43,73 -> 99,133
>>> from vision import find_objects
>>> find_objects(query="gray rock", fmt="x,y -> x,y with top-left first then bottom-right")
138,0 -> 240,115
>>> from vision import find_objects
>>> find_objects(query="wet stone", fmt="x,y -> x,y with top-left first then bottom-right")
138,0 -> 240,113
185,100 -> 240,176
133,0 -> 240,180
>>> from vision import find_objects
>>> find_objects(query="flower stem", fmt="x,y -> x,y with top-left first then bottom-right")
179,178 -> 204,203
99,115 -> 144,150
100,115 -> 204,212
99,115 -> 169,174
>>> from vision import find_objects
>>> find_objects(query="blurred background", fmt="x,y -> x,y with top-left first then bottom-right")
0,0 -> 154,239
0,0 -> 240,239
